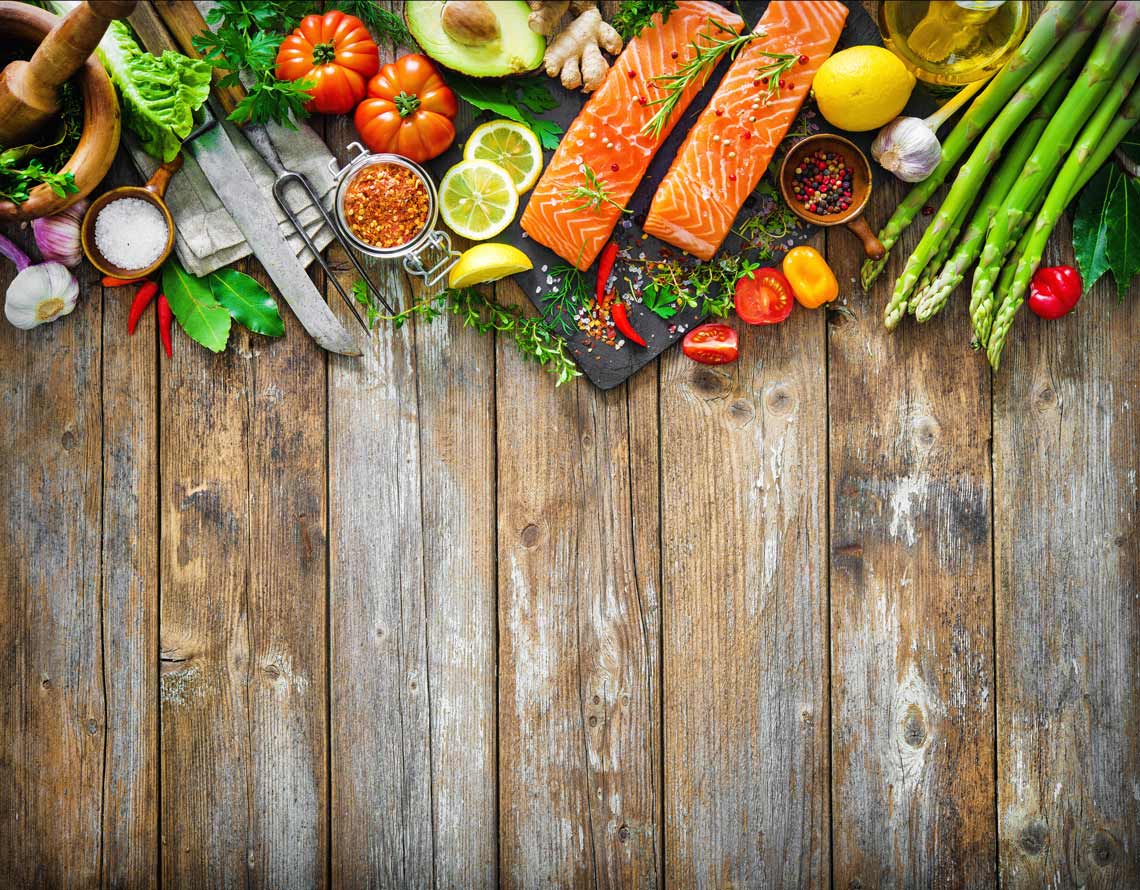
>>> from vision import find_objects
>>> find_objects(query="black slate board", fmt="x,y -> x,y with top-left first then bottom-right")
427,0 -> 929,389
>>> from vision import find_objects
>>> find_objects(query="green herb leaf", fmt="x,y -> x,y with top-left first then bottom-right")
445,74 -> 564,150
208,268 -> 285,337
332,0 -> 413,46
612,0 -> 678,40
641,282 -> 678,319
163,260 -> 232,353
1107,173 -> 1140,297
1072,163 -> 1140,297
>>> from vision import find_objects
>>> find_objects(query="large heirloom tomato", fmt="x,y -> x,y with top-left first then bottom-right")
276,11 -> 379,115
353,54 -> 458,163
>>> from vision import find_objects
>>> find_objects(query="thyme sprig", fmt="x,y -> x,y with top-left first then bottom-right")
370,286 -> 581,386
642,20 -> 759,139
563,162 -> 629,214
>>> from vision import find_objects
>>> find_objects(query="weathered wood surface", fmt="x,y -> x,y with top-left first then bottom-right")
3,1 -> 1140,886
659,230 -> 830,887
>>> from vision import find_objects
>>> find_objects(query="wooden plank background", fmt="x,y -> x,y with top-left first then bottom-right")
1,2 -> 1138,887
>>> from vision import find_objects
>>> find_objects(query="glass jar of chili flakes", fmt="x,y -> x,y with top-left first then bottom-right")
330,143 -> 459,286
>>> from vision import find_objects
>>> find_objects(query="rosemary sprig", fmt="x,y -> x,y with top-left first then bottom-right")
563,162 -> 629,214
374,287 -> 581,386
753,50 -> 799,104
642,20 -> 759,139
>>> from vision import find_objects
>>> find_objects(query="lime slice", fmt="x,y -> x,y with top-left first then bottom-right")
463,120 -> 544,194
439,159 -> 519,242
449,243 -> 533,288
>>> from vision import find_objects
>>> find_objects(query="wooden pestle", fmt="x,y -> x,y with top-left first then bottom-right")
0,0 -> 138,147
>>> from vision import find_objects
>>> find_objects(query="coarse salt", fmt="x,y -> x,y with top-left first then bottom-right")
95,197 -> 168,271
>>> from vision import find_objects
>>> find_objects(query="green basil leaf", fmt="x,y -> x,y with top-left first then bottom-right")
1106,173 -> 1140,299
1072,163 -> 1114,293
208,268 -> 285,337
162,260 -> 231,353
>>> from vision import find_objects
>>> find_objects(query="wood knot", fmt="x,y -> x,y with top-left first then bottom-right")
86,718 -> 99,735
520,522 -> 541,548
581,433 -> 594,448
263,663 -> 281,680
691,367 -> 727,397
588,715 -> 597,727
1034,385 -> 1058,411
902,703 -> 926,747
848,880 -> 863,890
618,824 -> 630,843
60,429 -> 75,450
1019,821 -> 1047,856
912,416 -> 939,448
1089,829 -> 1117,866
729,399 -> 754,423
763,384 -> 794,416
40,676 -> 51,690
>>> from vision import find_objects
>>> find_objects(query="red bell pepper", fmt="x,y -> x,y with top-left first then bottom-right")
1028,265 -> 1082,320
596,241 -> 619,303
157,294 -> 174,358
127,281 -> 159,334
611,299 -> 647,347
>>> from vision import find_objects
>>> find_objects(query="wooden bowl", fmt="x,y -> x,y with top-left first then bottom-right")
779,133 -> 885,260
81,156 -> 181,279
0,1 -> 121,222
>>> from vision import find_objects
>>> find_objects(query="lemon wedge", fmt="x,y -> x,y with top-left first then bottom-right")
463,120 -> 544,194
448,243 -> 533,288
439,159 -> 519,241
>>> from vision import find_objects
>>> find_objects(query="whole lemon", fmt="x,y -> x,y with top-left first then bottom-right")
813,46 -> 915,132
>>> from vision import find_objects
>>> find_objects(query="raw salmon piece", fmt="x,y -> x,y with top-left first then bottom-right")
643,0 -> 848,260
520,1 -> 745,270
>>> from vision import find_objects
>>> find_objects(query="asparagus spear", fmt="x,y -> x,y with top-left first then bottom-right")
909,214 -> 966,316
912,74 -> 1073,324
859,0 -> 1102,290
971,1 -> 1140,327
881,6 -> 1112,331
986,70 -> 1140,369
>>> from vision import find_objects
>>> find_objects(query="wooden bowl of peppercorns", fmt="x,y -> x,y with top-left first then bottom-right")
779,133 -> 885,260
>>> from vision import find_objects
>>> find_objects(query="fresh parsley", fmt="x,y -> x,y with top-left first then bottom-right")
445,73 -> 563,150
193,1 -> 314,128
612,0 -> 678,40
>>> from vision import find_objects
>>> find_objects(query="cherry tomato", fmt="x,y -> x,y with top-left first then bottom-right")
734,267 -> 794,325
681,323 -> 738,364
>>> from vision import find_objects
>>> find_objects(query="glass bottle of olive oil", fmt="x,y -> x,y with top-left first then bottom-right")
880,0 -> 1029,86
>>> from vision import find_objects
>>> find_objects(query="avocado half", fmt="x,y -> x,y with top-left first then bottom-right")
406,0 -> 545,78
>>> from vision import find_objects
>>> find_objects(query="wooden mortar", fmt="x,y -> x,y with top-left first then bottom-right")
0,1 -> 133,222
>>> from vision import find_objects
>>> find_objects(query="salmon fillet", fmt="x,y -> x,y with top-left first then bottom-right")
520,0 -> 745,270
643,0 -> 849,260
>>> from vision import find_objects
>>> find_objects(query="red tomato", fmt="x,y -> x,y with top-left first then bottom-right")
354,54 -> 458,162
276,11 -> 379,115
734,268 -> 794,325
681,323 -> 739,364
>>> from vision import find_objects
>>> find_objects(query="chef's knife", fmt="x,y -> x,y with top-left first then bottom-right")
128,2 -> 362,357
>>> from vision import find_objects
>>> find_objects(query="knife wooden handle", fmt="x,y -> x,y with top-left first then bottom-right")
143,0 -> 244,117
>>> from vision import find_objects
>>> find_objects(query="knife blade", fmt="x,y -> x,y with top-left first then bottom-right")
186,117 -> 362,356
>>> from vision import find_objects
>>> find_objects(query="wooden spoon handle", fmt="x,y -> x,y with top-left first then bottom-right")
846,216 -> 886,261
25,0 -> 138,95
144,154 -> 184,200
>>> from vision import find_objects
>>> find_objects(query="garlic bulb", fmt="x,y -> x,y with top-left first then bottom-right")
0,233 -> 79,330
5,262 -> 79,329
33,199 -> 87,268
873,117 -> 943,182
872,76 -> 991,183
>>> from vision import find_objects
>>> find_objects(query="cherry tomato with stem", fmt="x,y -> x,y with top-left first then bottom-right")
681,323 -> 738,364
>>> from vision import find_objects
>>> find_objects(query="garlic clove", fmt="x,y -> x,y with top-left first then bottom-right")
32,199 -> 87,268
872,116 -> 944,183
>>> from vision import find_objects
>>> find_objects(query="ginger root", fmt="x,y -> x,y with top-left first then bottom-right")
535,2 -> 623,93
527,0 -> 570,37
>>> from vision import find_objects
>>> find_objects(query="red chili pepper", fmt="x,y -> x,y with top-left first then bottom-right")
102,275 -> 145,287
127,281 -> 159,334
596,241 -> 619,303
1028,265 -> 1082,320
611,299 -> 647,347
157,294 -> 173,358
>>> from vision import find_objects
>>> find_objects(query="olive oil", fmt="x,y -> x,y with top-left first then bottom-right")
880,0 -> 1029,86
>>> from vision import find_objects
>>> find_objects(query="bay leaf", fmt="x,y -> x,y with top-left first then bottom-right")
162,259 -> 231,353
208,268 -> 285,337
1072,164 -> 1114,293
1105,173 -> 1140,299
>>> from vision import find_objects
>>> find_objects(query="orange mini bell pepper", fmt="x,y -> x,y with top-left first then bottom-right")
782,246 -> 838,308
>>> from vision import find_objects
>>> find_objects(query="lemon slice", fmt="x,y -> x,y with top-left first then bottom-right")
463,120 -> 544,194
439,159 -> 520,242
449,243 -> 533,288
